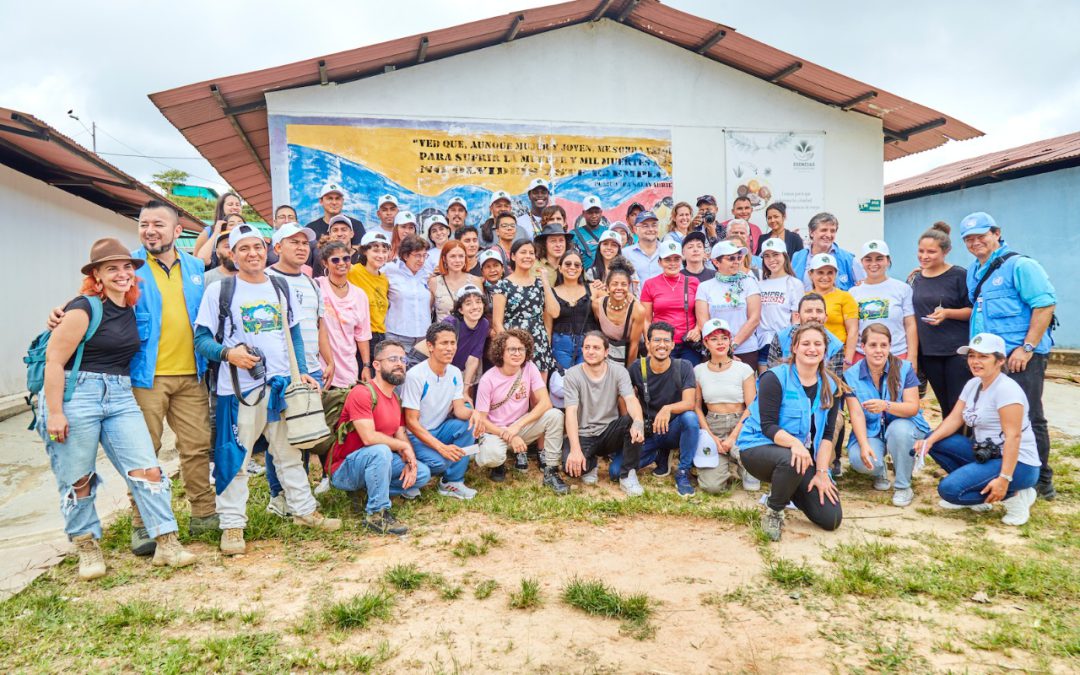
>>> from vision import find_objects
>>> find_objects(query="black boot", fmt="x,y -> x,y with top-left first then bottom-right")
543,467 -> 570,495
489,464 -> 506,483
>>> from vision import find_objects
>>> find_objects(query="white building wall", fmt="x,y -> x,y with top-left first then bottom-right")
268,19 -> 884,247
0,163 -> 137,397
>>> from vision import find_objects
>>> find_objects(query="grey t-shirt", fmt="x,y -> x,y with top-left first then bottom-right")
563,362 -> 634,438
401,360 -> 464,429
203,267 -> 233,287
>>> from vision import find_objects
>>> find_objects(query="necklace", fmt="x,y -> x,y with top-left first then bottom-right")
662,273 -> 682,292
708,359 -> 733,372
608,297 -> 628,312
329,278 -> 348,290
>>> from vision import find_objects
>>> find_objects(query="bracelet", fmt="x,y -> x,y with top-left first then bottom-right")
999,473 -> 1013,482
220,346 -> 230,362
815,468 -> 830,475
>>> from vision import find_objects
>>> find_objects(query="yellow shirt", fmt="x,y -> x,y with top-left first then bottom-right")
148,256 -> 196,376
820,288 -> 858,345
347,264 -> 389,333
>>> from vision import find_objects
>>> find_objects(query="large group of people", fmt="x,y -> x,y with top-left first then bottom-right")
35,179 -> 1059,581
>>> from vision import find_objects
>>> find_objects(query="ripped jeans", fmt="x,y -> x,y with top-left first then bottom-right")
38,372 -> 178,541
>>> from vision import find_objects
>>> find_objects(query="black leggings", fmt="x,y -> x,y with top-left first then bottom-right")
919,353 -> 970,418
563,415 -> 642,479
739,444 -> 842,531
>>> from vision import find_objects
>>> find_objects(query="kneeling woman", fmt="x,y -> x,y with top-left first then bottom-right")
843,325 -> 929,508
914,333 -> 1040,526
736,323 -> 845,541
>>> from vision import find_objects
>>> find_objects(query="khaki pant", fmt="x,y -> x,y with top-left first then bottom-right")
131,375 -> 215,521
698,411 -> 742,494
477,408 -> 564,469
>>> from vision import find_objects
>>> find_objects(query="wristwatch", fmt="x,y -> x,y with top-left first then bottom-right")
731,341 -> 740,352
999,473 -> 1013,482
1022,343 -> 1035,353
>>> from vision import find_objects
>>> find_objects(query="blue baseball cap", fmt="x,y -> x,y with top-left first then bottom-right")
960,212 -> 997,238
635,210 -> 659,226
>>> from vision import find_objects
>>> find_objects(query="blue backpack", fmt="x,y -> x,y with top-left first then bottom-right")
24,295 -> 104,427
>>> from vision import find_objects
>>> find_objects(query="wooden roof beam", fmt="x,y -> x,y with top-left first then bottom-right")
696,26 -> 727,54
884,118 -> 947,143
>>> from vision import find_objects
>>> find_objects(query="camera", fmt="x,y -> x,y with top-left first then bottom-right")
702,211 -> 716,224
972,438 -> 1003,464
246,345 -> 266,381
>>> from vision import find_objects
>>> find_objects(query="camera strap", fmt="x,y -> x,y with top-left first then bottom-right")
638,357 -> 651,411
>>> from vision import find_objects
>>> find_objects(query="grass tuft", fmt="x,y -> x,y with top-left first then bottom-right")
474,579 -> 499,600
383,563 -> 428,592
765,557 -> 820,590
323,592 -> 394,630
508,577 -> 542,610
562,577 -> 655,639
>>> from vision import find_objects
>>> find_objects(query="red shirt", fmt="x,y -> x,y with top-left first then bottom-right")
640,273 -> 699,343
329,383 -> 404,474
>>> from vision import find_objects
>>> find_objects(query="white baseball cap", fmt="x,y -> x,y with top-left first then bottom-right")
658,239 -> 682,259
702,318 -> 732,339
447,196 -> 468,211
582,195 -> 602,211
360,231 -> 391,248
488,191 -> 512,209
319,182 -> 345,199
548,369 -> 565,408
377,194 -> 399,208
957,333 -> 1007,356
861,240 -> 891,257
711,240 -> 749,259
693,433 -> 720,469
809,253 -> 838,271
424,214 -> 449,233
598,230 -> 623,245
228,223 -> 264,250
327,214 -> 353,230
394,211 -> 418,226
478,249 -> 504,266
527,178 -> 551,192
760,238 -> 788,255
271,222 -> 316,248
455,284 -> 484,300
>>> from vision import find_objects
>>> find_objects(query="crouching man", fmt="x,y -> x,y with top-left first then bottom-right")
472,328 -> 568,494
328,339 -> 429,534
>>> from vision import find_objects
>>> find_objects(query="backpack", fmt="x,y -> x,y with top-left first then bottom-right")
24,295 -> 104,428
326,381 -> 391,478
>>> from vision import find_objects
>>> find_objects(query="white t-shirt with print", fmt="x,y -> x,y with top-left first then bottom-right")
849,278 -> 915,355
696,274 -> 762,354
195,277 -> 300,396
959,374 -> 1040,467
756,275 -> 803,348
267,267 -> 324,374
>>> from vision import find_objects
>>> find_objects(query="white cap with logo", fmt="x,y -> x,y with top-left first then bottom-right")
361,231 -> 391,248
760,238 -> 788,255
809,253 -> 838,271
488,190 -> 512,208
394,211 -> 418,226
860,240 -> 891,257
658,239 -> 682,259
228,223 -> 264,250
478,249 -> 504,266
711,240 -> 749,259
319,182 -> 345,199
527,178 -> 551,192
377,194 -> 398,208
271,223 -> 316,248
582,195 -> 602,211
447,196 -> 468,211
957,333 -> 1007,356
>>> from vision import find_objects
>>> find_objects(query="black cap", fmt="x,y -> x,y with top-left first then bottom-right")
696,194 -> 717,207
681,231 -> 708,249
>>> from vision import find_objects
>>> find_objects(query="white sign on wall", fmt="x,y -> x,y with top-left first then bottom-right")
724,131 -> 825,238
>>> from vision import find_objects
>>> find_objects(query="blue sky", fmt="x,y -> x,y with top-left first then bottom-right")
2,0 -> 1077,191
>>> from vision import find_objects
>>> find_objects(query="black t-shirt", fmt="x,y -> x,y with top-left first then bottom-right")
305,215 -> 366,267
755,229 -> 804,256
910,266 -> 971,356
628,357 -> 695,419
63,297 -> 140,376
682,266 -> 716,282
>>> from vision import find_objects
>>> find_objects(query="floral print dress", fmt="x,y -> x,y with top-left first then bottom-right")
492,276 -> 556,373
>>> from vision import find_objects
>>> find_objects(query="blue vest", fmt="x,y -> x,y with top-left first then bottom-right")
738,364 -> 835,456
842,359 -> 929,441
967,245 -> 1052,354
777,324 -> 843,361
130,248 -> 207,388
792,244 -> 859,291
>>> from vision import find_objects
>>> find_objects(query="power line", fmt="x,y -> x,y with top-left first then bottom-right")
97,151 -> 206,160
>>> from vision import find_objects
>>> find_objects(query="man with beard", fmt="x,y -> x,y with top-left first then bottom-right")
516,178 -> 551,239
328,339 -> 427,534
204,231 -> 237,285
446,196 -> 469,230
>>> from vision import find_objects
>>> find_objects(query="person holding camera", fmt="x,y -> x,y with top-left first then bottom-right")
914,333 -> 1041,526
692,195 -> 722,245
194,224 -> 341,556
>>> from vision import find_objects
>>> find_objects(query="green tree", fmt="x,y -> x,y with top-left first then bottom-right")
151,169 -> 189,194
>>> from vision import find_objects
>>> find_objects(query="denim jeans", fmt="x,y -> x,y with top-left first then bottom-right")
38,372 -> 178,540
930,434 -> 1040,505
408,418 -> 473,483
330,444 -> 432,512
612,410 -> 699,478
551,332 -> 585,370
847,418 -> 926,490
671,342 -> 702,366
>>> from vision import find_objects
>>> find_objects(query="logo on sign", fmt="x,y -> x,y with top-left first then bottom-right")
794,140 -> 814,161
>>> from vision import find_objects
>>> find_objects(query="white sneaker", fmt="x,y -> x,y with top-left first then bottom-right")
581,467 -> 599,486
1001,488 -> 1037,526
314,476 -> 330,495
873,476 -> 892,491
892,487 -> 914,507
245,459 -> 266,476
741,469 -> 761,492
939,498 -> 993,512
401,486 -> 422,500
619,469 -> 644,497
266,493 -> 291,518
438,480 -> 476,500
208,462 -> 216,486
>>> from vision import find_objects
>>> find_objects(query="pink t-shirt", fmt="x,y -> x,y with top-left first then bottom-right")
640,273 -> 699,344
476,361 -> 544,429
318,276 -> 373,388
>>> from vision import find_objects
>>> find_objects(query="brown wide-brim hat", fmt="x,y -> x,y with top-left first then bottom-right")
81,238 -> 145,276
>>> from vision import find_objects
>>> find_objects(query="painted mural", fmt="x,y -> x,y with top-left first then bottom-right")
268,115 -> 673,228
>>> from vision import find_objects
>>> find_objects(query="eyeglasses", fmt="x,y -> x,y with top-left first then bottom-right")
650,337 -> 673,344
327,256 -> 350,265
377,356 -> 408,364
562,261 -> 582,268
498,222 -> 517,229
506,346 -> 526,353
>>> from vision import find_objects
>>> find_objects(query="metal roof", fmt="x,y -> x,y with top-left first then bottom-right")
0,107 -> 204,232
149,0 -> 982,220
885,130 -> 1080,200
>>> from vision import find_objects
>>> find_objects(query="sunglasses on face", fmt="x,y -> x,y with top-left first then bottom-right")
327,256 -> 350,265
562,261 -> 582,268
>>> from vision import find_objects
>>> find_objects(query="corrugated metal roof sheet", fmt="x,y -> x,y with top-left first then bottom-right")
0,107 -> 204,232
885,130 -> 1080,199
149,0 -> 981,220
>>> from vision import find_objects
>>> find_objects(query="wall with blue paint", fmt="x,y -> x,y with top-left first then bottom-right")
885,166 -> 1079,348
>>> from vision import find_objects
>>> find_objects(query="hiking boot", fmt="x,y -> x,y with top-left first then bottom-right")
514,452 -> 529,472
438,480 -> 477,500
892,488 -> 914,508
364,509 -> 408,536
938,498 -> 993,512
73,533 -> 106,581
1035,480 -> 1057,501
314,476 -> 331,495
762,507 -> 785,542
152,532 -> 197,568
345,490 -> 365,516
220,528 -> 246,556
189,514 -> 219,537
831,456 -> 844,478
741,469 -> 761,492
543,467 -> 570,495
489,464 -> 507,483
293,511 -> 342,531
873,475 -> 892,491
675,469 -> 695,497
581,467 -> 599,485
619,469 -> 644,497
1001,488 -> 1037,526
130,526 -> 156,557
266,493 -> 291,518
653,450 -> 671,477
